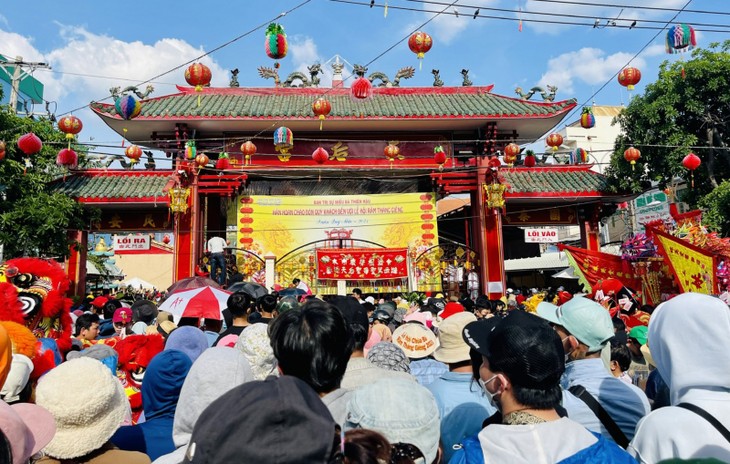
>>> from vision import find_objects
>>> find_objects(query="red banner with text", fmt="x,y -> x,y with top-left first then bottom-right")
317,248 -> 409,280
559,244 -> 642,293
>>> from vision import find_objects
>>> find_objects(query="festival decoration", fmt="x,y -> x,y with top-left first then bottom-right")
194,153 -> 209,170
185,140 -> 197,160
580,107 -> 595,129
0,141 -> 5,161
114,334 -> 165,423
682,152 -> 701,187
185,63 -> 212,107
55,148 -> 78,169
317,248 -> 408,280
115,94 -> 141,120
215,152 -> 231,170
666,24 -> 696,54
546,133 -> 563,152
408,31 -> 433,70
351,76 -> 373,100
311,98 -> 332,130
624,146 -> 641,170
618,67 -> 641,91
57,115 -> 83,148
523,150 -> 536,167
434,145 -> 447,170
125,145 -> 143,165
570,147 -> 588,164
384,143 -> 400,163
17,132 -> 42,173
503,143 -> 520,167
312,147 -> 328,164
168,186 -> 191,214
265,23 -> 288,63
273,126 -> 294,162
648,225 -> 715,294
162,234 -> 171,245
240,141 -> 256,166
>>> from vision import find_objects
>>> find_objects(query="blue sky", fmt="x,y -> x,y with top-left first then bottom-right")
1,0 -> 729,159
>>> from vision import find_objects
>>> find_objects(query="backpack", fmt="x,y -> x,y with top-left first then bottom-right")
558,432 -> 638,464
448,434 -> 484,464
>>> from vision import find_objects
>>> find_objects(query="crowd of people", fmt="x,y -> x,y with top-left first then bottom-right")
1,280 -> 729,463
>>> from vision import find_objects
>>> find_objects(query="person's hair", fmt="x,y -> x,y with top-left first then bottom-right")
351,322 -> 368,352
352,288 -> 362,297
343,429 -> 391,464
640,304 -> 655,315
390,442 -> 427,464
611,344 -> 632,372
293,278 -> 301,285
131,299 -> 158,324
227,291 -> 252,318
258,294 -> 277,313
75,313 -> 100,335
102,299 -> 122,319
269,300 -> 353,393
612,317 -> 626,333
361,302 -> 375,314
510,383 -> 562,410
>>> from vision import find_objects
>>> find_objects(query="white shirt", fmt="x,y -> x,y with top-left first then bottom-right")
207,236 -> 227,254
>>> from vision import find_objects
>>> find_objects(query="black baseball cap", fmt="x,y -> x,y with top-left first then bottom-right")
330,296 -> 369,332
462,310 -> 564,390
184,375 -> 339,463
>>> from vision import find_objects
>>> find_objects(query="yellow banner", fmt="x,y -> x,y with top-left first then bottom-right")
237,193 -> 438,259
653,228 -> 716,294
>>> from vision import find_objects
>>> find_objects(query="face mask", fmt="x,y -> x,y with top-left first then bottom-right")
561,336 -> 572,363
479,374 -> 500,409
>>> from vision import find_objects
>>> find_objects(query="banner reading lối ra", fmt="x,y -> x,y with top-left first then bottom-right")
237,193 -> 438,260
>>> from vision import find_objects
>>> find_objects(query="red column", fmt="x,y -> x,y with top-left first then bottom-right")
580,206 -> 601,252
173,212 -> 194,282
474,159 -> 506,299
65,230 -> 88,297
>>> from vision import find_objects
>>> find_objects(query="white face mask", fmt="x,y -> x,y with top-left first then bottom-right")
479,374 -> 500,409
561,336 -> 572,363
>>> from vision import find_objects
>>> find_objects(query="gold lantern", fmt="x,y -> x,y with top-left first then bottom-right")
484,183 -> 507,209
169,187 -> 191,214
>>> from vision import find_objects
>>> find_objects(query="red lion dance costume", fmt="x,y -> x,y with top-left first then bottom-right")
0,258 -> 73,352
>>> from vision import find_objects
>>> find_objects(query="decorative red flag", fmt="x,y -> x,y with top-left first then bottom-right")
316,248 -> 408,280
646,225 -> 717,294
559,244 -> 642,294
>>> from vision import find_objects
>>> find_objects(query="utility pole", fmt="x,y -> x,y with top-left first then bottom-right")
0,56 -> 51,114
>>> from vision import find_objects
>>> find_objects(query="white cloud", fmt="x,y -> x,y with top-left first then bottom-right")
0,29 -> 45,61
538,47 -> 646,94
286,35 -> 333,87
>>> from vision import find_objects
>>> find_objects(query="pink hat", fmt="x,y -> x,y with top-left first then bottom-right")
0,401 -> 56,464
403,311 -> 432,328
112,307 -> 132,324
217,334 -> 239,348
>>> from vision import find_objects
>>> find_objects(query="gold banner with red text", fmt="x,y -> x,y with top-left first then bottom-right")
317,248 -> 409,280
647,226 -> 716,294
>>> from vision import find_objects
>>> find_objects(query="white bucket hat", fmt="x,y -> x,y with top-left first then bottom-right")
35,357 -> 128,459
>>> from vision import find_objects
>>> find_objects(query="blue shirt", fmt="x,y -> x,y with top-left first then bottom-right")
561,358 -> 650,443
427,371 -> 496,462
410,358 -> 448,386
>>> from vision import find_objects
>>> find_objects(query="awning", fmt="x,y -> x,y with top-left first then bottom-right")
552,267 -> 579,279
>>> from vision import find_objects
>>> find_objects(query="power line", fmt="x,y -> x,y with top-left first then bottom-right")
525,0 -> 730,17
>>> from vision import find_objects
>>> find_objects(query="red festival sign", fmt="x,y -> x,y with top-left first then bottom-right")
317,248 -> 409,280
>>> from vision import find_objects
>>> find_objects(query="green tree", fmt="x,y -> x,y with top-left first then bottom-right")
605,41 -> 730,232
0,95 -> 98,258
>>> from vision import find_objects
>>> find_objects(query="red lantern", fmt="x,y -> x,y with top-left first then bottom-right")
523,151 -> 536,168
241,141 -> 256,166
618,67 -> 641,91
312,98 -> 332,130
162,234 -> 171,245
56,148 -> 78,168
195,153 -> 209,169
503,143 -> 520,167
351,77 -> 372,100
434,145 -> 447,170
384,143 -> 401,162
623,146 -> 641,170
487,156 -> 502,169
408,31 -> 433,69
185,63 -> 212,106
0,141 -> 5,161
546,133 -> 563,152
683,152 -> 701,188
312,147 -> 328,164
57,115 -> 83,148
215,152 -> 231,170
18,132 -> 42,173
125,145 -> 143,164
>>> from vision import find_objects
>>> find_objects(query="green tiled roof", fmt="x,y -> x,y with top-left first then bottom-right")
502,168 -> 609,195
51,171 -> 172,201
91,86 -> 577,120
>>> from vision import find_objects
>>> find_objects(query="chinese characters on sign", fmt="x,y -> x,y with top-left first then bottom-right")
316,248 -> 409,280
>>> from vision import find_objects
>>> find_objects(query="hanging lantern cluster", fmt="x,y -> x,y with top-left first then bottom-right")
215,152 -> 231,170
125,144 -> 143,165
623,146 -> 641,170
570,148 -> 588,164
618,67 -> 641,91
17,132 -> 42,173
195,153 -> 209,170
0,141 -> 5,161
184,140 -> 197,161
580,107 -> 595,129
57,115 -> 83,148
503,143 -> 520,167
523,150 -> 536,167
546,133 -> 563,152
273,127 -> 294,162
241,141 -> 256,166
666,24 -> 696,54
265,23 -> 288,66
434,145 -> 447,170
682,152 -> 701,188
185,63 -> 212,107
312,98 -> 332,130
312,147 -> 328,165
408,31 -> 433,70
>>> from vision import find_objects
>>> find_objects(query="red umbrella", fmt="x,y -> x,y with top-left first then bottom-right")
158,286 -> 232,323
167,276 -> 221,294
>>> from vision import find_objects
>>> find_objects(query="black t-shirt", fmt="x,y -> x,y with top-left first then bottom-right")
213,326 -> 246,346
